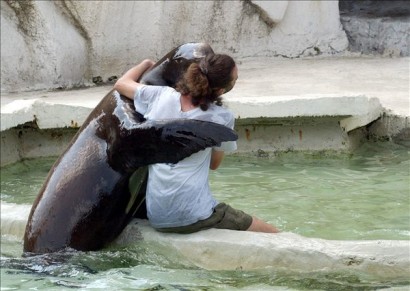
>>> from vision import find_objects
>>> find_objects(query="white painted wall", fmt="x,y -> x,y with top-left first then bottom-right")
0,1 -> 90,92
1,0 -> 348,93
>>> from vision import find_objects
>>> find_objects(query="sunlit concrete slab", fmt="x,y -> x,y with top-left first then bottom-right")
116,219 -> 410,280
228,56 -> 409,118
2,202 -> 408,281
1,57 -> 408,161
0,86 -> 110,131
0,91 -> 384,133
1,57 -> 408,131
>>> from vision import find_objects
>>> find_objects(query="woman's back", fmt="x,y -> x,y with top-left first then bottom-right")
134,85 -> 236,228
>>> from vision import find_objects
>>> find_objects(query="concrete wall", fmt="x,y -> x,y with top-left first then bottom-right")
1,0 -> 348,93
0,126 -> 78,166
339,0 -> 410,57
1,1 -> 90,92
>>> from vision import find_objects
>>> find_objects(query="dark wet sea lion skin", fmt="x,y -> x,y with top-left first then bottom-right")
23,43 -> 236,254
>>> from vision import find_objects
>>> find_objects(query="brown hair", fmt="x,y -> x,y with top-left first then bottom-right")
175,54 -> 236,111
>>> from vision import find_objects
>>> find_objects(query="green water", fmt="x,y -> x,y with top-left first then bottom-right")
1,141 -> 409,290
212,143 -> 410,240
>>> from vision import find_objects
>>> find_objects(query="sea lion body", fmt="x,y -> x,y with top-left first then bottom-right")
23,43 -> 237,254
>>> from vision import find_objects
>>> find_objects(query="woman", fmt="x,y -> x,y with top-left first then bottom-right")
114,54 -> 279,234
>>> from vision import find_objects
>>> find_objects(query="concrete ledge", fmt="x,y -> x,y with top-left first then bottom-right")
2,202 -> 408,280
1,56 -> 408,164
0,89 -> 386,164
2,56 -> 408,131
117,219 -> 410,280
227,94 -> 381,119
228,94 -> 384,134
1,89 -> 384,132
0,87 -> 107,131
0,127 -> 77,166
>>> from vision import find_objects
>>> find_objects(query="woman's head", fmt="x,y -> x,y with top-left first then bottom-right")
175,54 -> 237,111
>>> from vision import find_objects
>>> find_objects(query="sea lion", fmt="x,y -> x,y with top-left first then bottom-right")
23,43 -> 237,254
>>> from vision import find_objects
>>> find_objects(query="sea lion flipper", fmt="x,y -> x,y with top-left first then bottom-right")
109,119 -> 237,172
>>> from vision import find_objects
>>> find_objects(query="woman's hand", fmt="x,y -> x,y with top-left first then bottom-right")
114,59 -> 156,99
142,59 -> 156,70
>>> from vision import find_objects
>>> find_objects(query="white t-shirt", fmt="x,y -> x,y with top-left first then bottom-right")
134,85 -> 237,228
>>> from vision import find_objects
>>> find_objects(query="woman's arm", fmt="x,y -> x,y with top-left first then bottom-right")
114,59 -> 155,99
210,149 -> 225,170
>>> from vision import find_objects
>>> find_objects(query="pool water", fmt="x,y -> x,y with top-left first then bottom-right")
212,142 -> 410,241
1,141 -> 409,290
